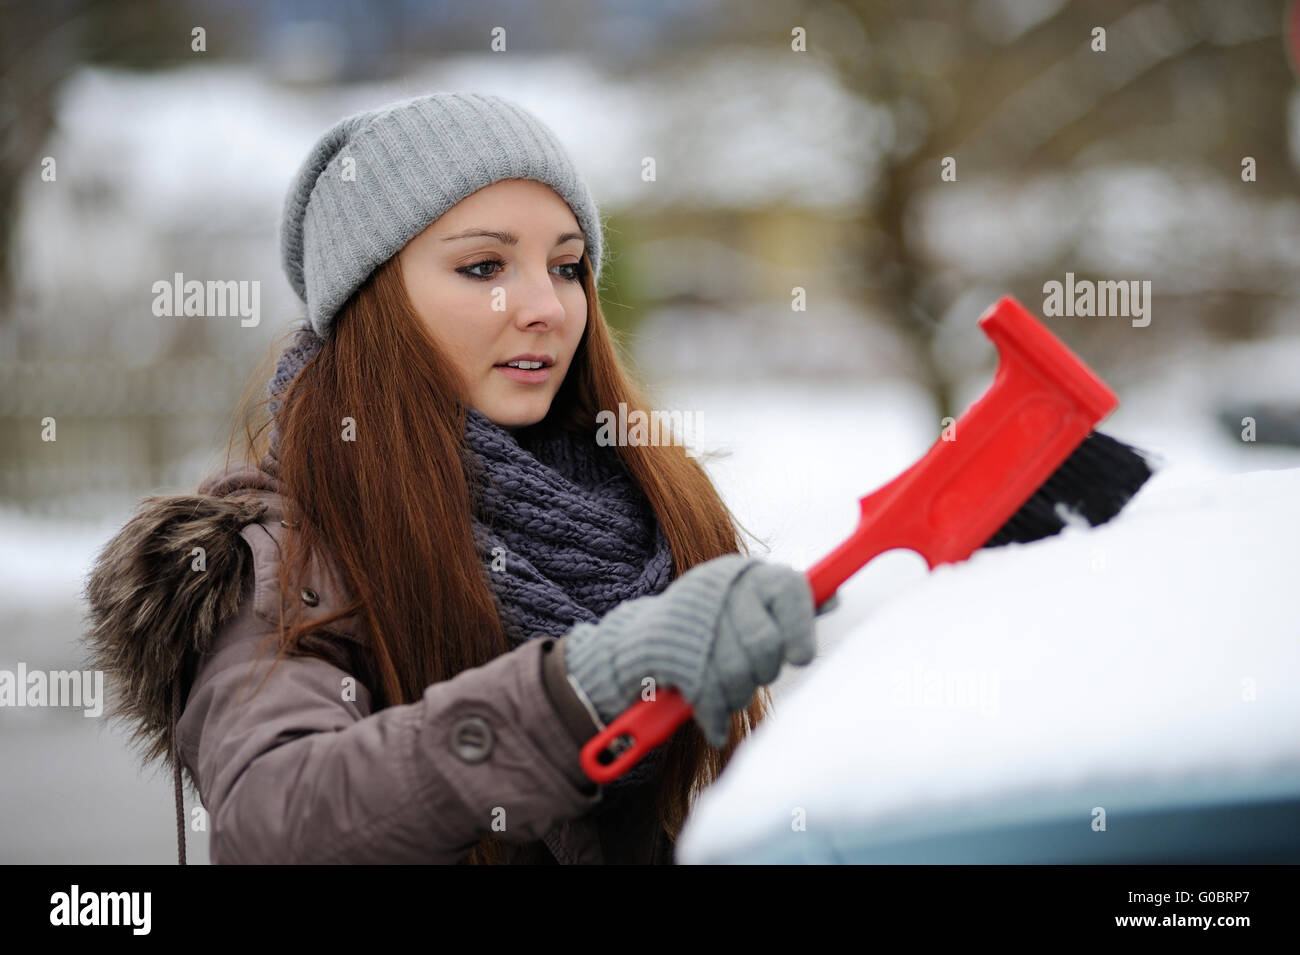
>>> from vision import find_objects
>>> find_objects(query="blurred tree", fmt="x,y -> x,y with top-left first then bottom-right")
0,0 -> 207,325
738,0 -> 1296,419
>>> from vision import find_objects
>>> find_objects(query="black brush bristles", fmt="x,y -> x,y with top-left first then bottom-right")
981,431 -> 1157,548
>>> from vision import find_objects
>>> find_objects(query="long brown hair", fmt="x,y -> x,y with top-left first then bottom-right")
225,248 -> 772,864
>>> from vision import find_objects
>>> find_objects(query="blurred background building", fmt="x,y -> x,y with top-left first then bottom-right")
3,0 -> 1300,861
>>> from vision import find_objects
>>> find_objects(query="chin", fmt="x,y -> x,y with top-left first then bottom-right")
481,399 -> 550,431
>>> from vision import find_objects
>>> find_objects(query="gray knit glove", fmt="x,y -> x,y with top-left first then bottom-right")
560,554 -> 816,747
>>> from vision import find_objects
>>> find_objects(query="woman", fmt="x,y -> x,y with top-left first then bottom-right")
82,91 -> 816,864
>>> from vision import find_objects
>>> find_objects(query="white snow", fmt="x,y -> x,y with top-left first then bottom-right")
675,464 -> 1300,863
0,510 -> 122,608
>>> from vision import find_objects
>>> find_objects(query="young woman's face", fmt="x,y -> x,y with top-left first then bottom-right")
397,178 -> 589,432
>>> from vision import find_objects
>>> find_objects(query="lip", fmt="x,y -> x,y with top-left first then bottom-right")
494,353 -> 554,385
496,353 -> 555,367
495,364 -> 551,384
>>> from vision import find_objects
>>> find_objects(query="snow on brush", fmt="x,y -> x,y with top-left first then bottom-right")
675,466 -> 1300,863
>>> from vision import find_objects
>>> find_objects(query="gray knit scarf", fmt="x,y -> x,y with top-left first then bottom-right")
265,325 -> 672,794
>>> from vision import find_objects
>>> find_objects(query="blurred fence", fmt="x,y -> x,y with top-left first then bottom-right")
0,357 -> 253,517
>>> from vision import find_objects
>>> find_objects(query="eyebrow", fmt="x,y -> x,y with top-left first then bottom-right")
440,228 -> 585,248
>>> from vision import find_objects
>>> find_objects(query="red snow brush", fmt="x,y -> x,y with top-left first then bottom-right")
580,294 -> 1155,784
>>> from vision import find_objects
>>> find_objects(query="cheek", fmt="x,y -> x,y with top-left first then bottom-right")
566,293 -> 588,340
403,268 -> 441,326
405,275 -> 490,366
438,316 -> 496,372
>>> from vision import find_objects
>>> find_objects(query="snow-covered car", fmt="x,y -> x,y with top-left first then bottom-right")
676,467 -> 1300,864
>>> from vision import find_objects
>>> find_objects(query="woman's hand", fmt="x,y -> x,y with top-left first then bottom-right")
561,554 -> 816,746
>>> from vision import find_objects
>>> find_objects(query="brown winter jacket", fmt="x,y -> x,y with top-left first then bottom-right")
82,459 -> 675,864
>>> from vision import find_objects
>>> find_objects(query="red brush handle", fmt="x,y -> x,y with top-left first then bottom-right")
580,296 -> 1119,785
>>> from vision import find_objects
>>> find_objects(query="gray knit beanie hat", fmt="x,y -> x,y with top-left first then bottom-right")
280,91 -> 604,339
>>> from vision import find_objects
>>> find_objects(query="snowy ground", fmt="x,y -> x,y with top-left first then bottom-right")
2,368 -> 1299,862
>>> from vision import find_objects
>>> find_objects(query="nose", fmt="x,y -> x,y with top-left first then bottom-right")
511,265 -> 569,330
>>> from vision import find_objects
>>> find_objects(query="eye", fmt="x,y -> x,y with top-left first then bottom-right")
553,262 -> 585,282
457,258 -> 585,283
457,258 -> 504,281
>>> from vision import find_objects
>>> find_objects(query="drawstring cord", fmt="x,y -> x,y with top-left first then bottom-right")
172,675 -> 186,865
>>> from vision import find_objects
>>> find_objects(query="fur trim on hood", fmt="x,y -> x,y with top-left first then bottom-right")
81,461 -> 282,860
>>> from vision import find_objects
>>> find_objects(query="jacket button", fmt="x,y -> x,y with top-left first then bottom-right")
450,716 -> 494,763
300,587 -> 319,606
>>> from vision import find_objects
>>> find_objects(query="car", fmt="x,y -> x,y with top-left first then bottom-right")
675,467 -> 1300,864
